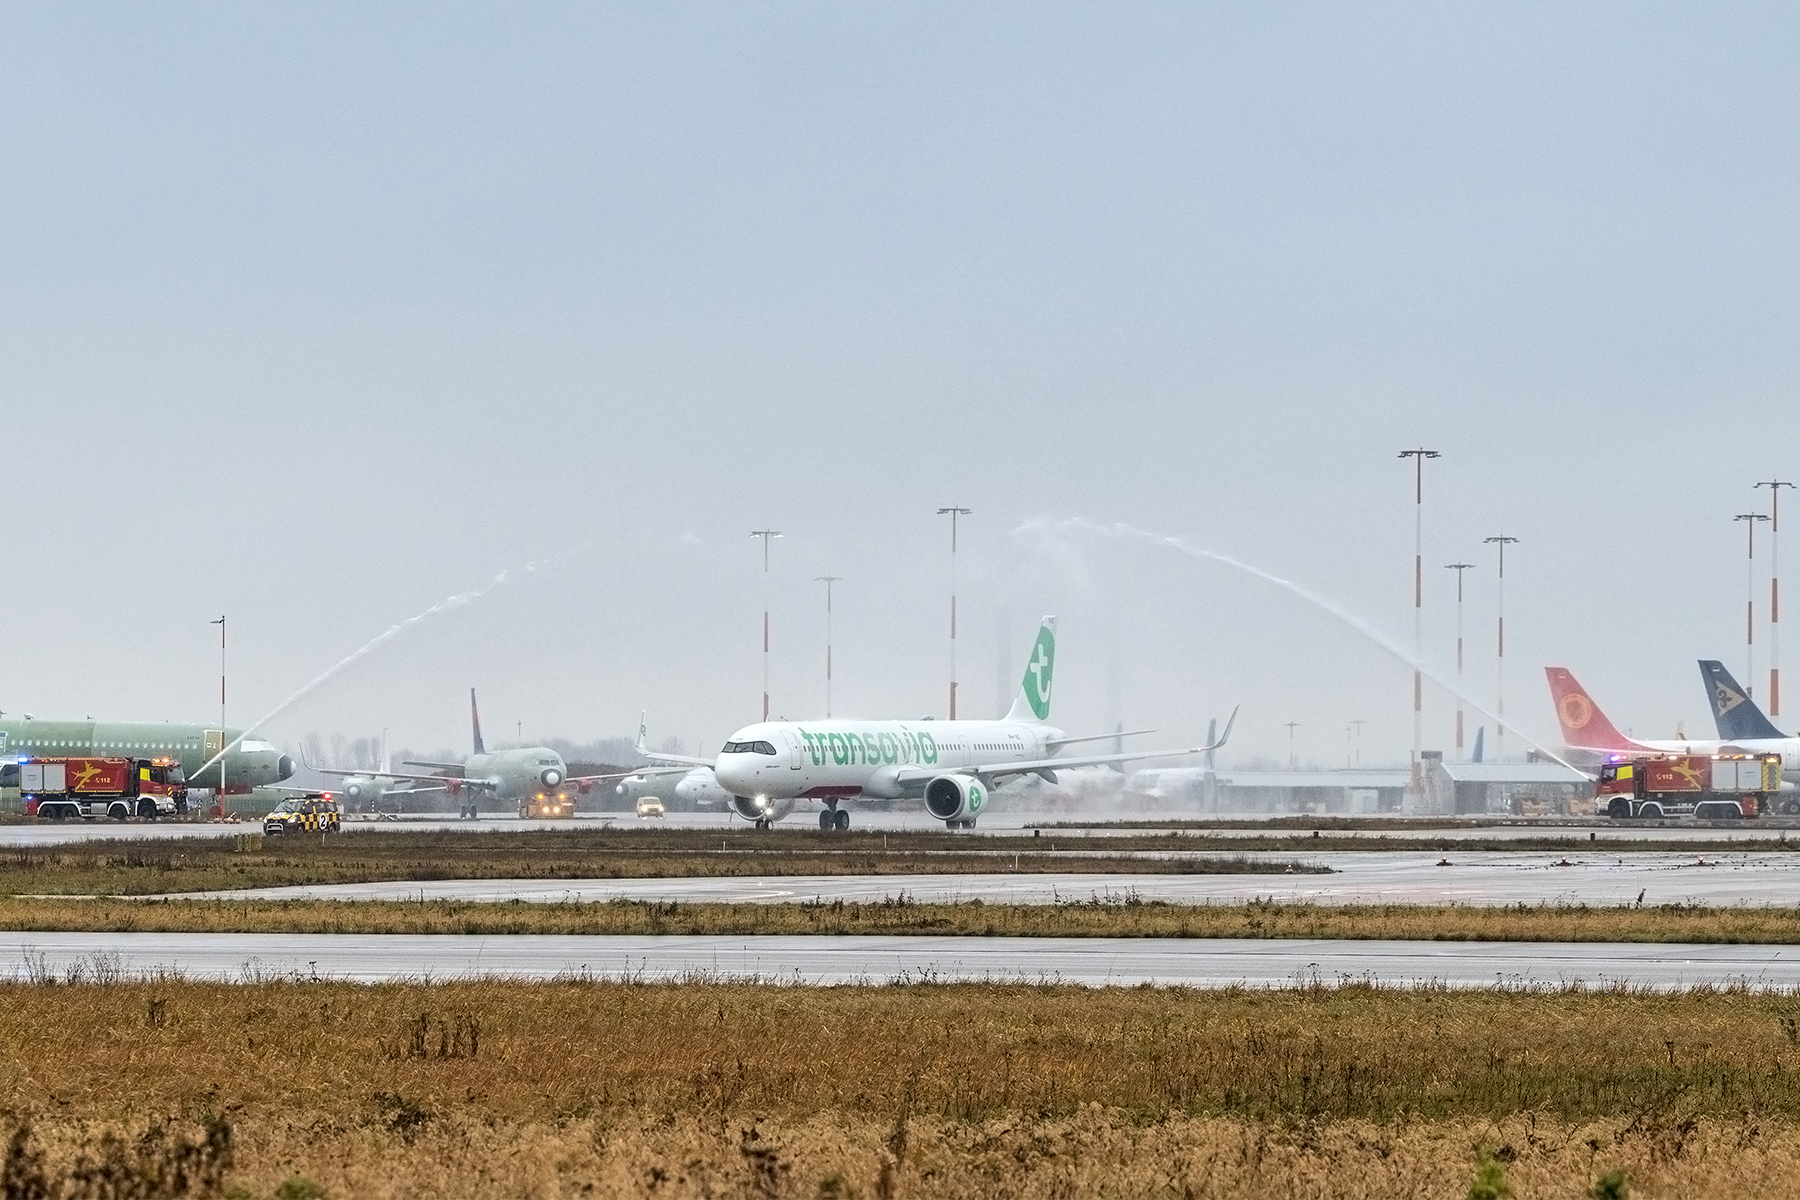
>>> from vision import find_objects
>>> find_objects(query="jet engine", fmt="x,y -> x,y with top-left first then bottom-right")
730,794 -> 795,826
924,774 -> 986,826
342,778 -> 367,800
540,767 -> 563,788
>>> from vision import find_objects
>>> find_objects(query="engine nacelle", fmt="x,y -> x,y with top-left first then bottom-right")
540,767 -> 564,788
342,779 -> 367,799
731,794 -> 796,824
924,774 -> 986,823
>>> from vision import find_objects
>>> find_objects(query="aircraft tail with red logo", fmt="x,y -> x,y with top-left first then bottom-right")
1544,667 -> 1642,752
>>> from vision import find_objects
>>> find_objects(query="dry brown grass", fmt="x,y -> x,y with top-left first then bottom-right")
4,895 -> 1800,944
7,980 -> 1800,1195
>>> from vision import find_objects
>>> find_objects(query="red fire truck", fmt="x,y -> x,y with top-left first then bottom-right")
22,757 -> 190,821
1595,753 -> 1781,820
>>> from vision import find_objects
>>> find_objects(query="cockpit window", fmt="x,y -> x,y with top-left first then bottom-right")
721,740 -> 778,755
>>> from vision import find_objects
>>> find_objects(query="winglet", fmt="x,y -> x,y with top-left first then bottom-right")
470,688 -> 486,756
1198,706 -> 1238,755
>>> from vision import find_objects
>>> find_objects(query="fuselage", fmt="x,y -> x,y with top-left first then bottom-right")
0,719 -> 293,791
713,719 -> 1061,801
462,747 -> 570,801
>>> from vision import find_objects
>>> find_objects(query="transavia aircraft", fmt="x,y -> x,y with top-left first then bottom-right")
314,690 -> 625,818
646,616 -> 1234,830
1546,665 -> 1800,780
0,717 -> 293,791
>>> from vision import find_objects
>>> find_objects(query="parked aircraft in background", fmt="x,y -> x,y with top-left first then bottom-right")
1545,665 -> 1800,782
314,690 -> 625,818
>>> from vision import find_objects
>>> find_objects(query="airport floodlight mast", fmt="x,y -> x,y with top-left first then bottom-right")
1350,719 -> 1366,767
815,575 -> 842,718
1756,481 -> 1794,717
937,507 -> 972,719
1445,562 -> 1475,754
1397,449 -> 1439,790
1284,721 -> 1299,769
1483,537 -> 1519,758
1736,512 -> 1771,698
210,615 -> 225,815
749,530 -> 782,721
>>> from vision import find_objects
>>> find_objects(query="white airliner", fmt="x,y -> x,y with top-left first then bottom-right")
647,616 -> 1233,830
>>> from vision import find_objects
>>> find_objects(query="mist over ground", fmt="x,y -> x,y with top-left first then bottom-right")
3,5 -> 1796,766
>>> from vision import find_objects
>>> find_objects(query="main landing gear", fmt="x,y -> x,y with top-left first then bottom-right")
945,818 -> 977,830
818,804 -> 850,832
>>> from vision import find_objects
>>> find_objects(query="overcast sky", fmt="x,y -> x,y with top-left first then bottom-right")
4,3 -> 1798,765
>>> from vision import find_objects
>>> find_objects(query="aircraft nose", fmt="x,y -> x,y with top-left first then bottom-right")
277,755 -> 295,780
714,757 -> 748,792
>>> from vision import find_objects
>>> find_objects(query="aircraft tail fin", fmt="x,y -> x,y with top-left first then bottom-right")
1544,667 -> 1637,751
470,688 -> 486,755
1699,660 -> 1785,739
1003,617 -> 1058,724
1471,725 -> 1485,763
635,711 -> 648,757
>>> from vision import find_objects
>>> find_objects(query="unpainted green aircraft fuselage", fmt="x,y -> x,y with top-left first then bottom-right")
0,720 -> 294,791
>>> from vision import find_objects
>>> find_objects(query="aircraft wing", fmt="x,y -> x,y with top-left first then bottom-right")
401,759 -> 467,770
313,766 -> 480,787
896,708 -> 1237,787
1045,729 -> 1156,751
568,768 -> 650,784
639,750 -> 713,767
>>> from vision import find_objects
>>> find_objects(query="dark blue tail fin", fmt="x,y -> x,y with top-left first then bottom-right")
1699,660 -> 1785,740
470,688 -> 486,755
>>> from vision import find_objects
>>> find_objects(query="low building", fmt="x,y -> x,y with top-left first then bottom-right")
1428,760 -> 1592,816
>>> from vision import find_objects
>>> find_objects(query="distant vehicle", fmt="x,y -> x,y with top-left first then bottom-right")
24,756 -> 188,821
635,795 -> 665,819
1595,753 -> 1780,819
644,616 -> 1232,830
263,794 -> 341,835
311,690 -> 629,819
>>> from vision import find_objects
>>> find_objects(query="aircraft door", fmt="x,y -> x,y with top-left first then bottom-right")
783,731 -> 804,769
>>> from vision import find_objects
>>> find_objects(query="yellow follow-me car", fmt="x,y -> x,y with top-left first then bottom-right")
263,794 -> 342,835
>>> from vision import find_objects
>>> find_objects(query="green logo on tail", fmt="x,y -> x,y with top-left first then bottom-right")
1022,626 -> 1056,721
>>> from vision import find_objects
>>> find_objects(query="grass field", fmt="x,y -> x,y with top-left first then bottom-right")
0,828 -> 1332,895
6,979 -> 1800,1197
11,894 -> 1800,944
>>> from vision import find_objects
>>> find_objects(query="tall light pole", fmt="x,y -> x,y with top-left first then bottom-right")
1398,449 -> 1440,790
210,615 -> 226,816
936,507 -> 972,719
1756,482 -> 1794,718
815,575 -> 842,718
1484,536 -> 1519,758
1350,719 -> 1366,767
1736,513 -> 1770,697
1444,563 -> 1475,754
1284,720 -> 1299,769
749,530 -> 782,721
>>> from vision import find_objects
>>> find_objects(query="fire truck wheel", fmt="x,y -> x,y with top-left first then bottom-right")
108,802 -> 129,822
1606,797 -> 1631,820
137,799 -> 157,821
1786,799 -> 1800,816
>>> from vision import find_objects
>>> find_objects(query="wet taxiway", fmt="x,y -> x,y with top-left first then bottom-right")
8,930 -> 1800,988
180,850 -> 1800,908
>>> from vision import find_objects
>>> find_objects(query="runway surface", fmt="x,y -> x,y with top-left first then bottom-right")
183,851 -> 1800,908
3,810 -> 1794,845
9,930 -> 1800,987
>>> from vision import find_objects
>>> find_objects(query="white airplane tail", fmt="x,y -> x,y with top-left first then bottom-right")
1003,616 -> 1058,724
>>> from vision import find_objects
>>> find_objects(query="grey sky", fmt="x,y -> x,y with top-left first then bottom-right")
4,4 -> 1798,765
